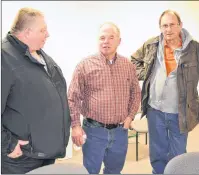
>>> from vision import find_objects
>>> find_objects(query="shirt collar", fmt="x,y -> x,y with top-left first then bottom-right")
99,52 -> 118,65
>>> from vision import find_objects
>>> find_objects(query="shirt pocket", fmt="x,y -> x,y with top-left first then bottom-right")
86,69 -> 105,91
182,61 -> 198,82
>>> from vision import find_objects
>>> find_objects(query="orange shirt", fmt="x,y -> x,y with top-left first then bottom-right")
164,41 -> 182,76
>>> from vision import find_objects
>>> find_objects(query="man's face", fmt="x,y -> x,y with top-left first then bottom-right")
26,16 -> 49,51
98,24 -> 121,59
160,13 -> 182,41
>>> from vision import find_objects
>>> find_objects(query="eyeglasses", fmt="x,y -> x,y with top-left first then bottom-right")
160,23 -> 180,30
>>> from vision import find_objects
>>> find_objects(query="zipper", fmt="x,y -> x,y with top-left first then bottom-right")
29,135 -> 33,153
27,124 -> 34,154
39,63 -> 66,151
49,76 -> 66,149
54,65 -> 67,89
180,61 -> 188,129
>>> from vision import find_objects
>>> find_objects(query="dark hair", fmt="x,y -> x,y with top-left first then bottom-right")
159,10 -> 182,26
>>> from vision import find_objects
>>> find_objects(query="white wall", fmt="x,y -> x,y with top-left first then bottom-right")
2,0 -> 199,159
2,1 -> 199,86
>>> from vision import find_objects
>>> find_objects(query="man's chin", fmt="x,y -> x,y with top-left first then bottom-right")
39,45 -> 44,49
165,37 -> 174,42
165,35 -> 174,40
101,51 -> 108,56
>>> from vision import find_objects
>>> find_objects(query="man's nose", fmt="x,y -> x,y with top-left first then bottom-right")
104,38 -> 109,43
46,30 -> 50,38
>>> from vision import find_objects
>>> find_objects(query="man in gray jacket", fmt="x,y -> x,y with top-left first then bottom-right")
131,10 -> 199,174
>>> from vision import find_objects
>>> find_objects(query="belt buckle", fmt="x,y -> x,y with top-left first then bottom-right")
105,124 -> 112,129
105,124 -> 117,129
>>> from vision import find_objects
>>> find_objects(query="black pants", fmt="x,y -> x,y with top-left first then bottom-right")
1,154 -> 55,174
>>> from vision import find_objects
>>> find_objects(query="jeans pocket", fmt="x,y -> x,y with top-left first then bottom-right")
121,126 -> 128,131
83,119 -> 93,128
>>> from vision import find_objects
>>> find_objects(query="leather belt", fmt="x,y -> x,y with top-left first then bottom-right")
86,118 -> 123,129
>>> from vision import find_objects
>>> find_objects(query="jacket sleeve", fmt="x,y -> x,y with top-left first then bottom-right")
196,41 -> 199,73
196,41 -> 199,97
131,43 -> 147,81
128,64 -> 141,119
1,54 -> 18,154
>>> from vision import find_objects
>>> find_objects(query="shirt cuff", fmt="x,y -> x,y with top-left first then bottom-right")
71,120 -> 81,128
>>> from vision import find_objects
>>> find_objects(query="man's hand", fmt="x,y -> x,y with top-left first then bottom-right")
123,116 -> 133,129
7,140 -> 29,158
72,125 -> 86,147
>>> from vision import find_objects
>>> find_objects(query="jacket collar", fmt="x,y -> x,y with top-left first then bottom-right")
6,32 -> 42,55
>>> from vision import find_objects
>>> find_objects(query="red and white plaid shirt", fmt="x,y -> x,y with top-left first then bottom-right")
68,53 -> 141,127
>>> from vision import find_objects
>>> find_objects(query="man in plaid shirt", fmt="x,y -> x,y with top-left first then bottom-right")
68,22 -> 141,174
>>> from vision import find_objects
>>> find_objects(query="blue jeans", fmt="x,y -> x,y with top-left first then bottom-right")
82,119 -> 128,174
147,107 -> 188,174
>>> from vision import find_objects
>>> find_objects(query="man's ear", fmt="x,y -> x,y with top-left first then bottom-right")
180,22 -> 183,29
24,28 -> 31,39
119,38 -> 121,45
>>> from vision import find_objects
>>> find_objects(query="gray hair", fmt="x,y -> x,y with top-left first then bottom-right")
99,22 -> 121,38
